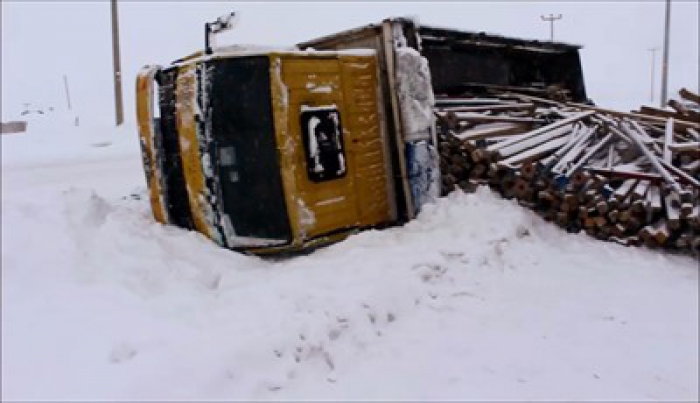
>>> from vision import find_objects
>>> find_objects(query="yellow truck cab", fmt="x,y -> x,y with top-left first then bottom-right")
137,49 -> 400,254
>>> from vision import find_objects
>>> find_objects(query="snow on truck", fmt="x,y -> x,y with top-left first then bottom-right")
136,16 -> 589,255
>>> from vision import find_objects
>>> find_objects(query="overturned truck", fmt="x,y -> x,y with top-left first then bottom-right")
136,17 -> 590,254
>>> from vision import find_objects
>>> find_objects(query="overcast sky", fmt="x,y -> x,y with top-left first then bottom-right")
2,1 -> 698,125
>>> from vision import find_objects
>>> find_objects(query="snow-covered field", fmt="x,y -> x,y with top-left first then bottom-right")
2,116 -> 698,401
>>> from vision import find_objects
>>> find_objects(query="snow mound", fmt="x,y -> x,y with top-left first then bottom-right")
3,176 -> 698,400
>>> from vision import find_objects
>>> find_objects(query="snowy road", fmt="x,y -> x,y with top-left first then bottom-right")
2,121 -> 698,401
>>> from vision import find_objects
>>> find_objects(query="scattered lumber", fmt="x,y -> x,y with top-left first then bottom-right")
436,89 -> 700,255
637,105 -> 700,123
679,88 -> 700,105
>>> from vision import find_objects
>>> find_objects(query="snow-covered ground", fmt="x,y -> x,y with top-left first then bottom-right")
2,115 -> 698,401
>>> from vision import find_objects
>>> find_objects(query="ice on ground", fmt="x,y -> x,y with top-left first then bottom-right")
1,118 -> 698,401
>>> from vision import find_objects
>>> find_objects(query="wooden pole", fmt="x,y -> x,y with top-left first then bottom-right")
111,0 -> 124,126
660,0 -> 671,107
63,75 -> 72,111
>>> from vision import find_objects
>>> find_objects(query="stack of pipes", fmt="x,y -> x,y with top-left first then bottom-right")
436,88 -> 700,254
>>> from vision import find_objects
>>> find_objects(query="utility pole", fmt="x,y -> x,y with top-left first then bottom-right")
540,14 -> 563,42
647,47 -> 659,103
64,74 -> 79,126
660,0 -> 671,107
111,0 -> 124,126
63,75 -> 72,111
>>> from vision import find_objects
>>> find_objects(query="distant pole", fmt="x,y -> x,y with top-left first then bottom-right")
540,14 -> 563,42
660,0 -> 671,107
647,47 -> 658,103
111,0 -> 124,126
63,75 -> 72,110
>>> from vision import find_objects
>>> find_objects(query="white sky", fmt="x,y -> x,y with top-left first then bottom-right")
2,1 -> 698,125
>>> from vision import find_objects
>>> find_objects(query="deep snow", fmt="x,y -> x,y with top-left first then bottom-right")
2,114 -> 698,401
